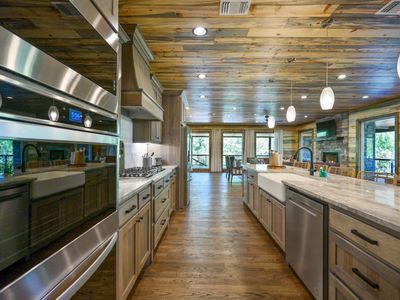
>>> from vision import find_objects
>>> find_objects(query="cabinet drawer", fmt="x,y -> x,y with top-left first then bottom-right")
329,230 -> 400,300
154,188 -> 169,222
163,174 -> 172,187
154,178 -> 164,197
154,205 -> 169,249
119,194 -> 139,227
329,272 -> 359,300
138,186 -> 151,208
330,209 -> 400,270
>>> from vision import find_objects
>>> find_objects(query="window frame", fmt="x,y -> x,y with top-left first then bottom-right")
254,131 -> 275,159
221,131 -> 245,170
191,131 -> 211,172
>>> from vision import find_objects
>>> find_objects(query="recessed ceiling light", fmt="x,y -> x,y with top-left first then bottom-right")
233,107 -> 237,111
304,115 -> 308,118
301,95 -> 307,99
280,106 -> 285,110
212,113 -> 216,116
200,95 -> 206,99
186,106 -> 190,110
337,74 -> 347,80
192,26 -> 208,36
198,73 -> 206,79
254,113 -> 257,116
6,96 -> 13,99
362,95 -> 369,99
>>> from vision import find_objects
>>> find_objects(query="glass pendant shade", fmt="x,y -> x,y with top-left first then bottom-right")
48,105 -> 59,121
267,116 -> 275,129
84,115 -> 93,128
286,105 -> 296,123
320,87 -> 335,110
0,93 -> 2,109
397,54 -> 400,79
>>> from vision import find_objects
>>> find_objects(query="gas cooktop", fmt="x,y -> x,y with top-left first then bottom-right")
120,167 -> 165,178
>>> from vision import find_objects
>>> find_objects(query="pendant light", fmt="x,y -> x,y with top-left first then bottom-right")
286,80 -> 296,123
397,53 -> 400,79
48,103 -> 59,122
267,116 -> 275,129
320,27 -> 335,110
0,93 -> 2,109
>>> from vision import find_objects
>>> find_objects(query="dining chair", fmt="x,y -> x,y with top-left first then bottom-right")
357,171 -> 393,184
229,156 -> 242,182
392,174 -> 398,186
314,163 -> 328,172
328,166 -> 356,178
293,161 -> 310,170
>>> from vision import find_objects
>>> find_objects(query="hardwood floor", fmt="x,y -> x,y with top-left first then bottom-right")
130,173 -> 311,299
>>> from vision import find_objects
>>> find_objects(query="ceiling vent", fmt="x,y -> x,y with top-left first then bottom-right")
376,0 -> 400,15
220,0 -> 251,16
52,1 -> 81,17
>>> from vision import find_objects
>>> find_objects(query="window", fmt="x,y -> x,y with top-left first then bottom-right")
222,132 -> 244,169
191,132 -> 210,170
299,130 -> 314,162
255,132 -> 274,158
0,139 -> 14,176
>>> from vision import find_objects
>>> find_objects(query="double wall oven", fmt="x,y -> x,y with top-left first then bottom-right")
0,1 -> 120,299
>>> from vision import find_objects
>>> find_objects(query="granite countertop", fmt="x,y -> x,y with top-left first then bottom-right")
119,165 -> 177,204
65,162 -> 115,172
0,175 -> 37,189
247,163 -> 400,234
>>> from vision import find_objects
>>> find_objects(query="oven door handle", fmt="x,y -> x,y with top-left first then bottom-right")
55,232 -> 118,300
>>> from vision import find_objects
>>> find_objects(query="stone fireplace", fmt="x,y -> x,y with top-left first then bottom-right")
322,151 -> 340,163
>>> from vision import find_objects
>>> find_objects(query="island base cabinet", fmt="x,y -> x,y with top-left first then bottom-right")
329,273 -> 359,300
329,231 -> 400,300
118,202 -> 152,300
270,198 -> 285,251
258,190 -> 271,232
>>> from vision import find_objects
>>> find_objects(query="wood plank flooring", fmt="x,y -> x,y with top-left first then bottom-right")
130,173 -> 311,299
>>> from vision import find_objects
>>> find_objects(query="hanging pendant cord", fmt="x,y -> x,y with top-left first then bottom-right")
326,27 -> 329,87
290,80 -> 293,105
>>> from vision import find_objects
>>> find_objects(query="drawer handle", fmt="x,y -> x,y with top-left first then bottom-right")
165,179 -> 170,183
142,194 -> 150,200
161,219 -> 166,225
162,198 -> 167,203
157,186 -> 163,190
352,268 -> 380,290
350,229 -> 378,245
125,205 -> 136,214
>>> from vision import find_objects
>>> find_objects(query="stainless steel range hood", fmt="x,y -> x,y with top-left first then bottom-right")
121,26 -> 164,121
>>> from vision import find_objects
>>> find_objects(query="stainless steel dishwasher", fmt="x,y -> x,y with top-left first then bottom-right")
285,188 -> 328,300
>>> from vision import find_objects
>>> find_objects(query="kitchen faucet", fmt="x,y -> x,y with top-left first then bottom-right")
21,144 -> 41,173
292,146 -> 314,176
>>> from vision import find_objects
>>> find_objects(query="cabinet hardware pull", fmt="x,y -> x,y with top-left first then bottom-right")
142,194 -> 150,200
165,180 -> 170,183
125,205 -> 136,214
161,219 -> 166,225
140,217 -> 144,220
352,268 -> 380,290
158,186 -> 163,190
162,198 -> 167,203
350,229 -> 378,245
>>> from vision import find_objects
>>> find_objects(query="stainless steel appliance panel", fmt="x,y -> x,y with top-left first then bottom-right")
0,185 -> 29,271
286,189 -> 327,300
0,212 -> 118,300
0,27 -> 118,114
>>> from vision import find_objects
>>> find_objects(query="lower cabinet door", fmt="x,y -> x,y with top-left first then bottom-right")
60,187 -> 84,228
137,202 -> 152,272
118,215 -> 139,300
329,272 -> 360,300
270,198 -> 285,251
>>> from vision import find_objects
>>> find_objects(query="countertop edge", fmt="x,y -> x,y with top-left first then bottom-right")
283,181 -> 400,237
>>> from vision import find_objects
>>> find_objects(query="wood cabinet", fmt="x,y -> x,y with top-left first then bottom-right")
258,190 -> 272,232
248,181 -> 259,217
270,197 -> 285,251
133,120 -> 162,144
31,187 -> 84,247
84,167 -> 113,217
168,173 -> 177,216
118,201 -> 152,300
329,273 -> 359,300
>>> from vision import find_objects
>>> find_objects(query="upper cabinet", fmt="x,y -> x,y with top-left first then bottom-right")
92,0 -> 119,32
0,1 -> 119,103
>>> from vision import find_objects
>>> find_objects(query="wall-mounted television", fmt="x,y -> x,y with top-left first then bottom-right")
316,119 -> 336,139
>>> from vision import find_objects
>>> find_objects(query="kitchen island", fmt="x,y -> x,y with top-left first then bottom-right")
243,163 -> 400,300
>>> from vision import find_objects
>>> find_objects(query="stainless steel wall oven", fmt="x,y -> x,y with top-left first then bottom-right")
0,12 -> 119,299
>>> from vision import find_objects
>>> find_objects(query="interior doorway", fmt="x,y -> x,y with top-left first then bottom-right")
360,115 -> 397,174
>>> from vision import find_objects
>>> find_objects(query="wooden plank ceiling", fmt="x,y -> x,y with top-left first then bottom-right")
127,1 -> 397,124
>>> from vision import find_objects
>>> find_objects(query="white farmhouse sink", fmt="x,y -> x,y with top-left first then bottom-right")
20,171 -> 85,199
258,173 -> 313,202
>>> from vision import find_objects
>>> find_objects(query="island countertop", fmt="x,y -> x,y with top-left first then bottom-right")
245,163 -> 400,235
